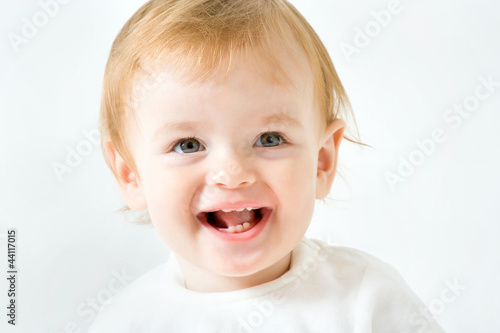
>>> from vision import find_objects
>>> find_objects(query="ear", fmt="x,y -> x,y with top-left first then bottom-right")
316,118 -> 345,199
105,141 -> 148,211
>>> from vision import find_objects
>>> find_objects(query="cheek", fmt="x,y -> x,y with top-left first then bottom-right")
270,151 -> 317,211
143,163 -> 198,227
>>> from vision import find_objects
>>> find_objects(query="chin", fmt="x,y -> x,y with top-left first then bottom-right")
212,251 -> 288,283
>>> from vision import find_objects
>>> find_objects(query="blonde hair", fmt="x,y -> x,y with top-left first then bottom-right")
100,0 -> 363,220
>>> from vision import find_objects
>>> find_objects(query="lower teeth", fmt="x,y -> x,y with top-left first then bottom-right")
206,209 -> 264,232
226,222 -> 251,233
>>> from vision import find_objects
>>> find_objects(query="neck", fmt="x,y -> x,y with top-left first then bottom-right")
176,253 -> 292,293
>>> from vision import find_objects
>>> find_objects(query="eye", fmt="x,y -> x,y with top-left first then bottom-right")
173,137 -> 205,154
255,132 -> 285,147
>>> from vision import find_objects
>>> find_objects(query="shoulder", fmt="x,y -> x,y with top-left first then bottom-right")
303,237 -> 404,283
88,263 -> 169,333
291,238 -> 413,303
305,237 -> 413,296
302,238 -> 445,332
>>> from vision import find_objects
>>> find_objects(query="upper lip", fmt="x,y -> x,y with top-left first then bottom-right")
195,201 -> 271,215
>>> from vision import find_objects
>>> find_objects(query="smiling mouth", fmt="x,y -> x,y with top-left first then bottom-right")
197,208 -> 270,233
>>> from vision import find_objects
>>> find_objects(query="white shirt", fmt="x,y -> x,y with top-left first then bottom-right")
88,237 -> 445,332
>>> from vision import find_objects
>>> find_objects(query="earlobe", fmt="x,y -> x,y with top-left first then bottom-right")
105,141 -> 148,211
315,118 -> 345,199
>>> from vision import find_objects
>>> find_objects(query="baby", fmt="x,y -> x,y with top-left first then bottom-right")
90,0 -> 445,332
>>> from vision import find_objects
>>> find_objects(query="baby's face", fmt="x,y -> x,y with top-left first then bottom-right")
126,48 -> 335,290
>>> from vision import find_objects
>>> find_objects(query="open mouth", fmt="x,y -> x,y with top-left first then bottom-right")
197,207 -> 271,234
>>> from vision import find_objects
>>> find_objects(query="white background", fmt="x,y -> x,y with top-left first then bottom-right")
1,0 -> 499,332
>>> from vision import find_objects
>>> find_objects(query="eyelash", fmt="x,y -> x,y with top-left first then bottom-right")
167,132 -> 289,154
255,132 -> 289,147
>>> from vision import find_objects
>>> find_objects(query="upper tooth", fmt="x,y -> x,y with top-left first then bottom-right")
220,208 -> 253,213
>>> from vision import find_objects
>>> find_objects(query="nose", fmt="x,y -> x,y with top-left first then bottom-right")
205,153 -> 256,189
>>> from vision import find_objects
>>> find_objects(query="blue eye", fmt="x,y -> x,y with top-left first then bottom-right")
170,133 -> 287,154
173,137 -> 205,154
255,132 -> 285,147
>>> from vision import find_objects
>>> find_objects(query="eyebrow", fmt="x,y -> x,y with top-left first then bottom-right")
260,113 -> 303,128
152,112 -> 302,140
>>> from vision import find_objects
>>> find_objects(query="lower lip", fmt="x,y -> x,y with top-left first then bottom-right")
198,208 -> 272,242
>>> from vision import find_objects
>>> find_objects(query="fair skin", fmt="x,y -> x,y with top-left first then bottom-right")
107,43 -> 345,293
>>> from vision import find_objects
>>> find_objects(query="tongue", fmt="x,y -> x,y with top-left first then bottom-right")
212,210 -> 255,228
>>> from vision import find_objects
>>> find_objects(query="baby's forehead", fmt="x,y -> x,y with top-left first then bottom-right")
132,62 -> 312,125
127,49 -> 319,137
130,57 -> 315,131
